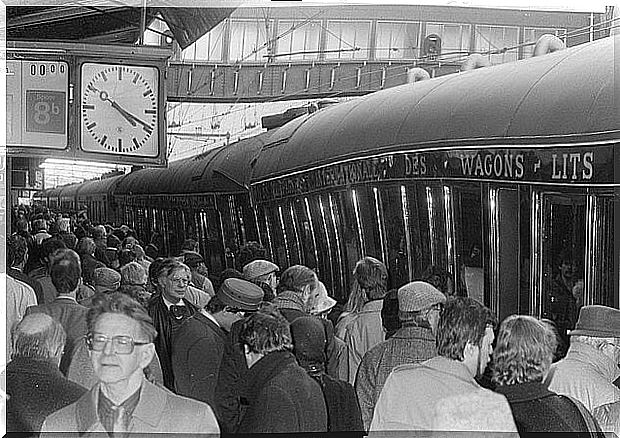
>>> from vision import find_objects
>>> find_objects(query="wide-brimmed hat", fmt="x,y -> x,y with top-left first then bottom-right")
570,305 -> 620,338
217,278 -> 264,311
309,281 -> 337,315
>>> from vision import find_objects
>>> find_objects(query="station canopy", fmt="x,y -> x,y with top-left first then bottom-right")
7,5 -> 236,49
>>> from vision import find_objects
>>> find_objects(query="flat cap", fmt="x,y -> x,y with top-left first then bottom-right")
93,267 -> 121,293
398,281 -> 446,312
243,260 -> 279,281
217,278 -> 264,311
570,305 -> 620,338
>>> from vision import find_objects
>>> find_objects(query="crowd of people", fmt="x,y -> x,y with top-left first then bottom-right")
4,205 -> 620,437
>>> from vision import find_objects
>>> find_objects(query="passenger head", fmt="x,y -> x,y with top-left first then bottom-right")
50,248 -> 82,295
570,305 -> 620,367
237,241 -> 267,269
155,258 -> 191,302
8,234 -> 28,268
354,256 -> 388,301
243,259 -> 279,291
436,297 -> 497,378
181,238 -> 199,253
40,238 -> 67,266
276,265 -> 318,309
492,315 -> 556,386
77,237 -> 96,256
121,262 -> 148,287
86,292 -> 156,386
398,281 -> 446,334
58,217 -> 71,233
33,218 -> 48,233
118,248 -> 136,268
308,281 -> 337,318
12,313 -> 66,364
239,307 -> 293,368
92,225 -> 107,240
206,278 -> 264,331
422,265 -> 454,296
290,316 -> 326,370
93,267 -> 121,294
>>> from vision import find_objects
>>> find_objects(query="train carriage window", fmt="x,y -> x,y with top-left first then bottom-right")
355,186 -> 383,261
265,205 -> 288,269
404,185 -> 431,279
256,205 -> 274,262
218,196 -> 241,268
197,209 -> 225,275
452,185 -> 484,299
474,25 -> 519,64
281,203 -> 302,266
378,186 -> 409,289
308,196 -> 336,291
538,193 -> 586,349
326,194 -> 347,301
425,185 -> 448,276
335,190 -> 363,296
293,198 -> 319,272
590,195 -> 616,308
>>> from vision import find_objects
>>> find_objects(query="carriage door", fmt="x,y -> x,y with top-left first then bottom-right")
531,192 -> 586,330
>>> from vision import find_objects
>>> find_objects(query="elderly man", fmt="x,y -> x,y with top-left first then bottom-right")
80,267 -> 121,307
172,278 -> 263,408
243,259 -> 279,301
355,281 -> 445,430
547,305 -> 620,435
6,314 -> 86,435
370,297 -> 517,433
147,258 -> 199,391
237,308 -> 327,433
41,292 -> 219,435
26,248 -> 89,375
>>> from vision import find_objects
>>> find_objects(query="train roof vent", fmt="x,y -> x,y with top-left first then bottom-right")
261,106 -> 308,130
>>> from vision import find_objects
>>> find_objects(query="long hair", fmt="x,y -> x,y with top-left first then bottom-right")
492,315 -> 557,386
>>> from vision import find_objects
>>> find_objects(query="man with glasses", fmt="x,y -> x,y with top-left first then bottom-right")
172,278 -> 264,409
41,292 -> 220,436
147,258 -> 198,391
355,281 -> 446,430
547,305 -> 620,436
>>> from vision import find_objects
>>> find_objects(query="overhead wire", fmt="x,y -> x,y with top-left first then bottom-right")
167,13 -> 619,132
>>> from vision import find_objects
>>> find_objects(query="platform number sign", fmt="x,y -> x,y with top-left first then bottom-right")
7,60 -> 69,149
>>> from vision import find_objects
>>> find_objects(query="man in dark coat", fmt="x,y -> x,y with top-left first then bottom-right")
172,278 -> 263,408
5,313 -> 87,436
26,248 -> 89,375
291,316 -> 364,434
147,258 -> 198,391
236,308 -> 327,433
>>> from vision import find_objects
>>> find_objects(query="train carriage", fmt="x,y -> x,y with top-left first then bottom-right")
39,34 -> 619,323
249,34 -> 619,319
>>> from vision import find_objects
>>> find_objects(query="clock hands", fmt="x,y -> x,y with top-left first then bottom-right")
97,90 -> 152,130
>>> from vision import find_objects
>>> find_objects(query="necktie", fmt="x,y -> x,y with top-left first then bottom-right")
112,405 -> 126,437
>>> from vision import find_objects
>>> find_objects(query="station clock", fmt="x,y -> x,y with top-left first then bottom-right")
81,63 -> 159,157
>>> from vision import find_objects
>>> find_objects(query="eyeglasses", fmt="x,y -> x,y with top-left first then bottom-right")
86,333 -> 150,355
170,277 -> 190,286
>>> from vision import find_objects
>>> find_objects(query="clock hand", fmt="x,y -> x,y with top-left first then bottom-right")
98,90 -> 137,127
121,109 -> 152,131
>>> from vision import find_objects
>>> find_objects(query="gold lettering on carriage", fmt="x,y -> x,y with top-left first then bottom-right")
459,153 -> 524,179
551,152 -> 593,180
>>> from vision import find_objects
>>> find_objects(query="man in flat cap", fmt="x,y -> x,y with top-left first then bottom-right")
547,305 -> 620,435
172,278 -> 264,409
355,281 -> 445,430
243,259 -> 279,302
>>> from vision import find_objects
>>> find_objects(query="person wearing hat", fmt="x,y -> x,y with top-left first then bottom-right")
79,267 -> 121,307
355,281 -> 446,430
172,278 -> 264,409
243,259 -> 279,302
184,251 -> 216,298
547,305 -> 620,434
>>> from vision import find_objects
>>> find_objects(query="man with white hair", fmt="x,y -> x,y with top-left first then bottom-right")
547,305 -> 620,435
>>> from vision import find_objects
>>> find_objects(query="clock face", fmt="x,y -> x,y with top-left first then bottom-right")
81,63 -> 159,157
